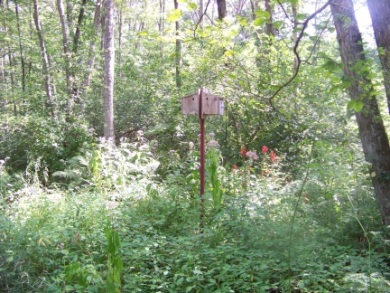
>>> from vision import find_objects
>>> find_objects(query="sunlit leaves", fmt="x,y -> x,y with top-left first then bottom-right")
254,10 -> 270,26
167,9 -> 182,22
347,100 -> 364,112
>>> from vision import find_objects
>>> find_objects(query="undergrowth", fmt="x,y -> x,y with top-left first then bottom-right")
0,140 -> 389,292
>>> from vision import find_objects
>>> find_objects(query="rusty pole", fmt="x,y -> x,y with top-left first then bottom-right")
199,88 -> 205,229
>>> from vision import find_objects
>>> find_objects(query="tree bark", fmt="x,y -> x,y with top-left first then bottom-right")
81,0 -> 102,94
292,1 -> 299,71
118,9 -> 122,78
366,0 -> 390,114
330,0 -> 390,225
33,0 -> 55,118
103,0 -> 115,140
265,0 -> 274,37
174,0 -> 182,88
216,0 -> 226,20
199,0 -> 203,28
15,2 -> 26,93
73,0 -> 87,53
57,0 -> 73,112
159,0 -> 165,33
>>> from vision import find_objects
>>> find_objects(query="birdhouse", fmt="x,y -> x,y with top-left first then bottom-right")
181,93 -> 199,115
181,89 -> 224,116
202,93 -> 224,116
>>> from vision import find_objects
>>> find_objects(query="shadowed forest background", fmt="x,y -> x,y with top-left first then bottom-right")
1,0 -> 390,292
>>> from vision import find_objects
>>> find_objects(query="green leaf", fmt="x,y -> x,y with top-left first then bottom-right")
255,10 -> 270,19
167,9 -> 182,22
254,10 -> 270,26
237,16 -> 248,27
254,18 -> 267,26
187,2 -> 198,10
347,100 -> 364,112
296,13 -> 308,20
273,20 -> 284,30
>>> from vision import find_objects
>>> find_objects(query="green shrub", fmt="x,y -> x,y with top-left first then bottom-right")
0,114 -> 94,177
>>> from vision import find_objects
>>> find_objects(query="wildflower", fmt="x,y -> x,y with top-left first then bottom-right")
207,140 -> 220,148
270,150 -> 280,163
270,150 -> 276,162
209,132 -> 215,139
246,150 -> 258,160
262,145 -> 268,153
232,164 -> 238,172
240,147 -> 247,156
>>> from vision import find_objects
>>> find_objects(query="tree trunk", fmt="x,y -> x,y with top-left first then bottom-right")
199,0 -> 203,28
73,0 -> 87,53
158,0 -> 165,57
159,0 -> 165,33
103,0 -> 115,140
118,9 -> 122,78
265,0 -> 274,37
33,0 -> 55,118
174,0 -> 182,88
330,0 -> 390,225
366,0 -> 390,114
292,1 -> 299,71
57,0 -> 73,113
81,0 -> 102,95
216,0 -> 226,20
15,2 -> 26,93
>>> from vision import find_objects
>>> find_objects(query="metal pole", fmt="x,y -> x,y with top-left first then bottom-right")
199,88 -> 205,196
199,88 -> 205,230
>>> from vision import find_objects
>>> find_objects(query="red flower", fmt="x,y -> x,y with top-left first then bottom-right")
261,146 -> 268,153
270,150 -> 276,162
240,147 -> 247,156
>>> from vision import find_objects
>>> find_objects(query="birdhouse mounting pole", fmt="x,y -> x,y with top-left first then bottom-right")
199,88 -> 205,228
181,87 -> 224,231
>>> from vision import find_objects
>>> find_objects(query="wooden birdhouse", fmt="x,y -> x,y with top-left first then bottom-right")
202,92 -> 224,116
181,89 -> 224,117
181,92 -> 199,115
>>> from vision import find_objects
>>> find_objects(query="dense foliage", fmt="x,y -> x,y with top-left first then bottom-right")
1,0 -> 390,292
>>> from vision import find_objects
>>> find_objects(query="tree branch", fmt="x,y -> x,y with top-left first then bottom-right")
269,0 -> 332,109
193,0 -> 212,38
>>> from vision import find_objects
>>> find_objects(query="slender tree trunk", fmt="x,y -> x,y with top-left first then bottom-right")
15,2 -> 26,93
118,10 -> 122,78
57,0 -> 73,113
174,0 -> 182,88
4,0 -> 16,115
199,0 -> 203,28
7,48 -> 16,115
249,0 -> 256,21
1,57 -> 5,94
265,0 -> 274,37
81,0 -> 102,94
292,2 -> 299,71
33,0 -> 55,118
366,0 -> 390,114
330,0 -> 390,225
103,0 -> 115,140
73,0 -> 87,53
216,0 -> 226,20
158,0 -> 165,57
66,0 -> 73,34
159,0 -> 165,33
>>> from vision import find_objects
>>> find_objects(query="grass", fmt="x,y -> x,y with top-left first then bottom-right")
1,174 -> 389,292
